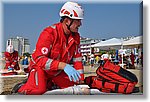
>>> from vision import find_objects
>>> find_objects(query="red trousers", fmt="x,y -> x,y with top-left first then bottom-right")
18,67 -> 77,95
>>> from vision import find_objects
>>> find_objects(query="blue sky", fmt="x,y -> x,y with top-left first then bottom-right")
3,0 -> 142,52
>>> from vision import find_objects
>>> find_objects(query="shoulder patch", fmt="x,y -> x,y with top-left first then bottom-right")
50,25 -> 56,29
41,47 -> 48,55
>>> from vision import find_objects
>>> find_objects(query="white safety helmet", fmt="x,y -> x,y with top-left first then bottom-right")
59,1 -> 84,19
6,45 -> 14,53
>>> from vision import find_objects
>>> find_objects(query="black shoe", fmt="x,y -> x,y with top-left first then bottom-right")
11,79 -> 27,94
11,82 -> 24,94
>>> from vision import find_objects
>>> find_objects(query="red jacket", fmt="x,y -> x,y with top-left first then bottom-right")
30,23 -> 84,80
4,50 -> 20,70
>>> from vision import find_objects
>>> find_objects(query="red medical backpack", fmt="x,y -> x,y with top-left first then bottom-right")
85,60 -> 138,94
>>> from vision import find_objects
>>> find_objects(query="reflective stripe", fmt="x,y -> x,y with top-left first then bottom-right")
6,61 -> 10,63
31,69 -> 38,86
68,38 -> 73,44
77,69 -> 84,74
50,25 -> 56,29
45,59 -> 53,70
73,57 -> 82,62
31,55 -> 45,64
31,69 -> 35,72
11,65 -> 14,67
31,55 -> 36,64
75,45 -> 78,55
37,56 -> 45,60
31,55 -> 52,70
35,71 -> 38,86
14,60 -> 17,62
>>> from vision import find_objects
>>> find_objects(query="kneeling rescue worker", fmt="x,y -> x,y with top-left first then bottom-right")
13,1 -> 85,95
4,45 -> 20,71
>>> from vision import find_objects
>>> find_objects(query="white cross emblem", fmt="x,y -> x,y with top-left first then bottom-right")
41,47 -> 48,55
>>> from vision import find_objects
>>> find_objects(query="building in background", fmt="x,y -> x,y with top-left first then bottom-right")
6,36 -> 30,56
80,37 -> 100,56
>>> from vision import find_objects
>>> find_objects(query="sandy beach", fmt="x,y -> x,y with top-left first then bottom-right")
0,59 -> 143,95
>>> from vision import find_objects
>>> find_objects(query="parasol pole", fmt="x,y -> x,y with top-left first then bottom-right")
121,45 -> 124,68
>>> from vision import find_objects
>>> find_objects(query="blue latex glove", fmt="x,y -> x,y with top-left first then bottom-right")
8,67 -> 14,71
64,64 -> 81,82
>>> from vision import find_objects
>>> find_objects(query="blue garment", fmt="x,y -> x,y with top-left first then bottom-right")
22,58 -> 28,65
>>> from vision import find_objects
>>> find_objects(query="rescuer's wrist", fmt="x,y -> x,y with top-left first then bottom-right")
58,62 -> 66,70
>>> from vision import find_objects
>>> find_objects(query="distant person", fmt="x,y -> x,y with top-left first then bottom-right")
100,52 -> 109,65
95,55 -> 100,65
130,52 -> 135,68
125,55 -> 132,69
140,52 -> 143,67
4,45 -> 20,71
90,54 -> 95,68
101,52 -> 109,60
12,1 -> 84,95
22,56 -> 29,65
82,55 -> 87,66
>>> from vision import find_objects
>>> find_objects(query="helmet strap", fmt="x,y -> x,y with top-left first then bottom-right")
66,19 -> 75,35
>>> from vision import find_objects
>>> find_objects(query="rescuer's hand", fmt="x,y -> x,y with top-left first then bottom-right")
64,64 -> 81,82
